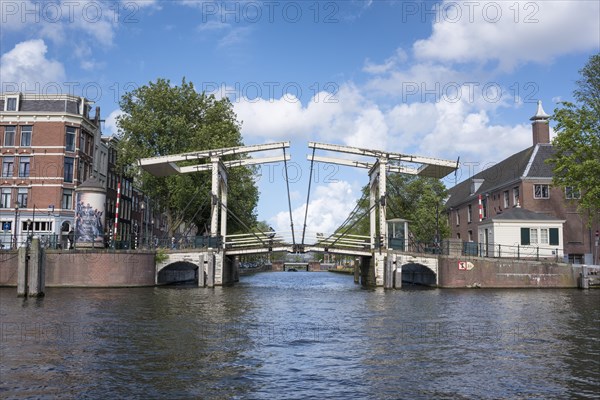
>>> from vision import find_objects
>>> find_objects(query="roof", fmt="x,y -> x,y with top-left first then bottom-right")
490,207 -> 561,221
446,144 -> 556,209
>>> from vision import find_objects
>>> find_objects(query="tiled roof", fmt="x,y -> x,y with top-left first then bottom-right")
446,146 -> 534,208
490,207 -> 561,221
524,144 -> 555,178
446,144 -> 557,209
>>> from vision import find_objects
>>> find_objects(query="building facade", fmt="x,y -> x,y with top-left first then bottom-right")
1,92 -> 107,249
446,101 -> 599,264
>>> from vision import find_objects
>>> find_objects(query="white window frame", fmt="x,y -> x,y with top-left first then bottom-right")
3,126 -> 16,147
513,186 -> 520,206
20,126 -> 32,147
565,186 -> 581,200
540,228 -> 549,245
534,184 -> 550,199
530,228 -> 538,244
4,95 -> 19,112
503,190 -> 509,209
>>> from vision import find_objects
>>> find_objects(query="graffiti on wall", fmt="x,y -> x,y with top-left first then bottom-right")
75,191 -> 105,247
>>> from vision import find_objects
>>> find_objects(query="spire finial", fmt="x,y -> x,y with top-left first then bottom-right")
530,100 -> 549,121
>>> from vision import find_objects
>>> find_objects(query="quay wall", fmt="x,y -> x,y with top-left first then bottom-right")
437,256 -> 581,288
1,250 -> 156,287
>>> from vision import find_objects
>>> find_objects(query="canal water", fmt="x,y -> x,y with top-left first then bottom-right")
1,272 -> 599,399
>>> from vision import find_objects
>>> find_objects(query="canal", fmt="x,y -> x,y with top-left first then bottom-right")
1,272 -> 599,399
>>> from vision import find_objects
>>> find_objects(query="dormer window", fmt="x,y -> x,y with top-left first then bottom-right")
4,95 -> 19,111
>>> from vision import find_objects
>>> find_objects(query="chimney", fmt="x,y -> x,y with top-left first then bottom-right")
530,100 -> 550,145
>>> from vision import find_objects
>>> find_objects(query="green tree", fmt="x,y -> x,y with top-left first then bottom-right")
340,173 -> 449,243
115,78 -> 258,236
549,53 -> 600,218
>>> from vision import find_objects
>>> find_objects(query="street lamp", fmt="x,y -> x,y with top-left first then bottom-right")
140,200 -> 146,248
13,201 -> 19,249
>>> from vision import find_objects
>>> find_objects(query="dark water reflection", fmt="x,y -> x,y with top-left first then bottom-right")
1,272 -> 599,399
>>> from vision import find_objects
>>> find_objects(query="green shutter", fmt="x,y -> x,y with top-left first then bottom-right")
521,228 -> 530,245
549,228 -> 559,246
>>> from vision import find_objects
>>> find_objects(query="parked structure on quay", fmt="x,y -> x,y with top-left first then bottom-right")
446,101 -> 599,265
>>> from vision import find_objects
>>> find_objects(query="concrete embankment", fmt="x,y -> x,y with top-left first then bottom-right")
437,256 -> 583,288
1,249 -> 156,287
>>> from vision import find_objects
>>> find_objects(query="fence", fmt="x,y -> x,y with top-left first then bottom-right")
387,238 -> 563,263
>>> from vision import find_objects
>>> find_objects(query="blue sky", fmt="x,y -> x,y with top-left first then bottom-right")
1,0 -> 599,240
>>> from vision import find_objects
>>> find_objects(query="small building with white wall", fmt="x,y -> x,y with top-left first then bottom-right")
477,207 -> 565,260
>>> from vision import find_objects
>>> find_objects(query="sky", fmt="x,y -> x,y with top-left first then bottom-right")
1,0 -> 599,242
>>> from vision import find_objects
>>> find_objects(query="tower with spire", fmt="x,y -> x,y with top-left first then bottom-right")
530,100 -> 550,145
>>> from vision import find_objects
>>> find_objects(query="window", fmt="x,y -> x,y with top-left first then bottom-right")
482,197 -> 488,219
5,97 -> 17,111
534,184 -> 549,199
513,186 -> 520,206
468,230 -> 473,241
455,209 -> 460,226
467,204 -> 472,223
64,157 -> 74,183
20,126 -> 32,147
549,228 -> 559,246
2,157 -> 14,177
530,228 -> 538,244
457,233 -> 461,239
1,189 -> 11,208
521,227 -> 530,245
66,127 -> 76,152
4,126 -> 16,146
22,221 -> 53,232
568,254 -> 584,264
503,191 -> 509,209
62,189 -> 73,209
16,188 -> 27,208
565,187 -> 581,199
18,157 -> 30,177
540,228 -> 549,245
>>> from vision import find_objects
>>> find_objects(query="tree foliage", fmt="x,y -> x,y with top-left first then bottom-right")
115,78 -> 259,236
341,173 -> 449,243
550,54 -> 600,218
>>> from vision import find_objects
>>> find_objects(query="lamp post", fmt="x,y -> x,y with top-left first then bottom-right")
13,201 -> 19,249
140,200 -> 146,248
146,218 -> 154,246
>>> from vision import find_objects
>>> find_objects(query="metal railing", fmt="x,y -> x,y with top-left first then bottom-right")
387,238 -> 564,262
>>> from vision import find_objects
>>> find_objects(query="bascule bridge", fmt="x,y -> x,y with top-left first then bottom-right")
139,142 -> 458,288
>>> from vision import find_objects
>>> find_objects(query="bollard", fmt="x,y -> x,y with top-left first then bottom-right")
17,246 -> 27,297
198,254 -> 206,287
27,237 -> 45,297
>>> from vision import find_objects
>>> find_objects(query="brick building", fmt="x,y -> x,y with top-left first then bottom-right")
446,101 -> 599,264
1,92 -> 107,249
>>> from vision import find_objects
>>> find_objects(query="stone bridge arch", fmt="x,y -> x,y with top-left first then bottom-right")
156,252 -> 208,286
389,253 -> 439,288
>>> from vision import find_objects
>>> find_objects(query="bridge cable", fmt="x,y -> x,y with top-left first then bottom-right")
328,202 -> 378,249
169,184 -> 207,236
219,199 -> 268,248
180,195 -> 211,238
318,191 -> 368,246
282,147 -> 296,246
300,147 -> 317,246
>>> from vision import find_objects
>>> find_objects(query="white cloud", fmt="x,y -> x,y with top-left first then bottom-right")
272,181 -> 358,240
103,109 -> 125,136
0,40 -> 65,87
413,1 -> 600,71
363,48 -> 408,74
